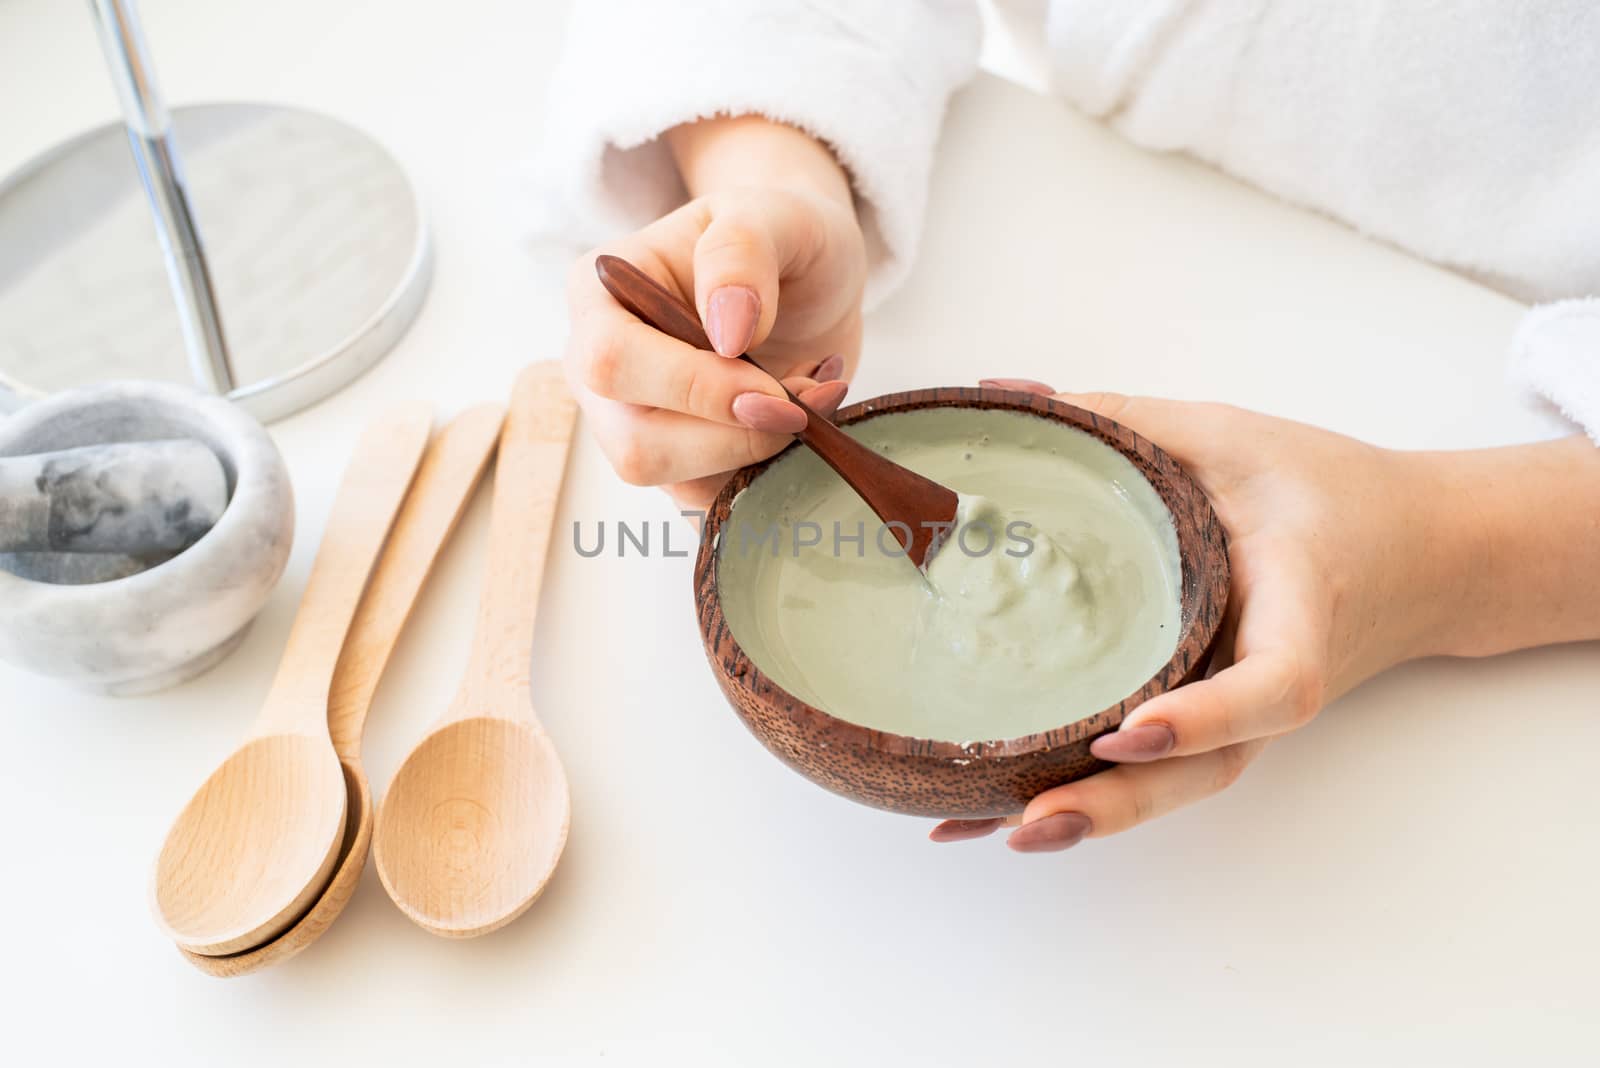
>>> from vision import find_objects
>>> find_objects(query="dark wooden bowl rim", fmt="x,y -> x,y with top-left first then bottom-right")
695,387 -> 1229,763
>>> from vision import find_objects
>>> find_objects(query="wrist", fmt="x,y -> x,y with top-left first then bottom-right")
665,114 -> 856,215
1323,446 -> 1470,693
1390,438 -> 1600,661
1385,449 -> 1491,663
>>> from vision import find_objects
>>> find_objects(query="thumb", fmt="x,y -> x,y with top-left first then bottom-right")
978,379 -> 1200,462
1053,391 -> 1167,438
692,199 -> 802,357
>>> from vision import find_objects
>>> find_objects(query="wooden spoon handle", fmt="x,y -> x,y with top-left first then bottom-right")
463,362 -> 576,707
595,255 -> 715,353
593,254 -> 959,568
594,254 -> 832,430
326,404 -> 505,759
259,403 -> 432,731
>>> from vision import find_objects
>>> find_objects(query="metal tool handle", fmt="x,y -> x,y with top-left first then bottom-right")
88,0 -> 236,394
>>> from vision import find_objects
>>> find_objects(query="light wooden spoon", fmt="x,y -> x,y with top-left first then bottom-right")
179,404 -> 505,976
374,362 -> 577,938
152,403 -> 432,956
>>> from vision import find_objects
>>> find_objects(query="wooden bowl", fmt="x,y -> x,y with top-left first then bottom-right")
694,387 -> 1230,819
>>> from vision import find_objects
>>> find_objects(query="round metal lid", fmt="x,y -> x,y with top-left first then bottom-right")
0,102 -> 431,422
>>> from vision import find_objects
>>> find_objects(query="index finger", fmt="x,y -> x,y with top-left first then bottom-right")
568,251 -> 793,426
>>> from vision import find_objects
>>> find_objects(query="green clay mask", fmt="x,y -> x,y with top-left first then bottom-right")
716,407 -> 1182,742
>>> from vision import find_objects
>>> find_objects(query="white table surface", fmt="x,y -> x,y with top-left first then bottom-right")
2,2 -> 1597,1065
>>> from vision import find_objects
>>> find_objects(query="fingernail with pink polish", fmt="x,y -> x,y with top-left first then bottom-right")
706,286 -> 760,358
1006,811 -> 1092,853
815,353 -> 846,382
732,392 -> 808,434
979,378 -> 1056,395
929,818 -> 1004,843
1090,723 -> 1175,763
798,379 -> 848,420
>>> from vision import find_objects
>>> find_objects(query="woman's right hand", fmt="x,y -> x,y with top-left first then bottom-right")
564,117 -> 868,511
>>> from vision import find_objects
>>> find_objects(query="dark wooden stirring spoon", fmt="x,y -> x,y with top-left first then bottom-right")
594,254 -> 959,569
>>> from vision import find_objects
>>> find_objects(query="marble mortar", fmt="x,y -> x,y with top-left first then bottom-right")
0,381 -> 294,694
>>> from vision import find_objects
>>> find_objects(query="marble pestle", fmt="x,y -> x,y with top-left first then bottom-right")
0,439 -> 229,555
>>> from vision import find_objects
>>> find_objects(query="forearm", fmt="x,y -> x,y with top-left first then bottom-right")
1410,436 -> 1600,658
666,116 -> 855,213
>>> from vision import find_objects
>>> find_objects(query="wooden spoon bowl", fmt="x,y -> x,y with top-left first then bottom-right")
178,761 -> 369,976
375,718 -> 569,937
694,387 -> 1231,820
154,735 -> 346,955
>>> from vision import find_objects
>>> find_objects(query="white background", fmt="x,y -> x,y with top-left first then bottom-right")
1,1 -> 1596,1064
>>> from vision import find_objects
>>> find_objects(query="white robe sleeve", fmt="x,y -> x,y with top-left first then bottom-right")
527,0 -> 981,305
1510,300 -> 1600,446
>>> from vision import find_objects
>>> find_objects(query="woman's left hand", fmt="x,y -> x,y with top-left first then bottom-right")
933,380 -> 1462,853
